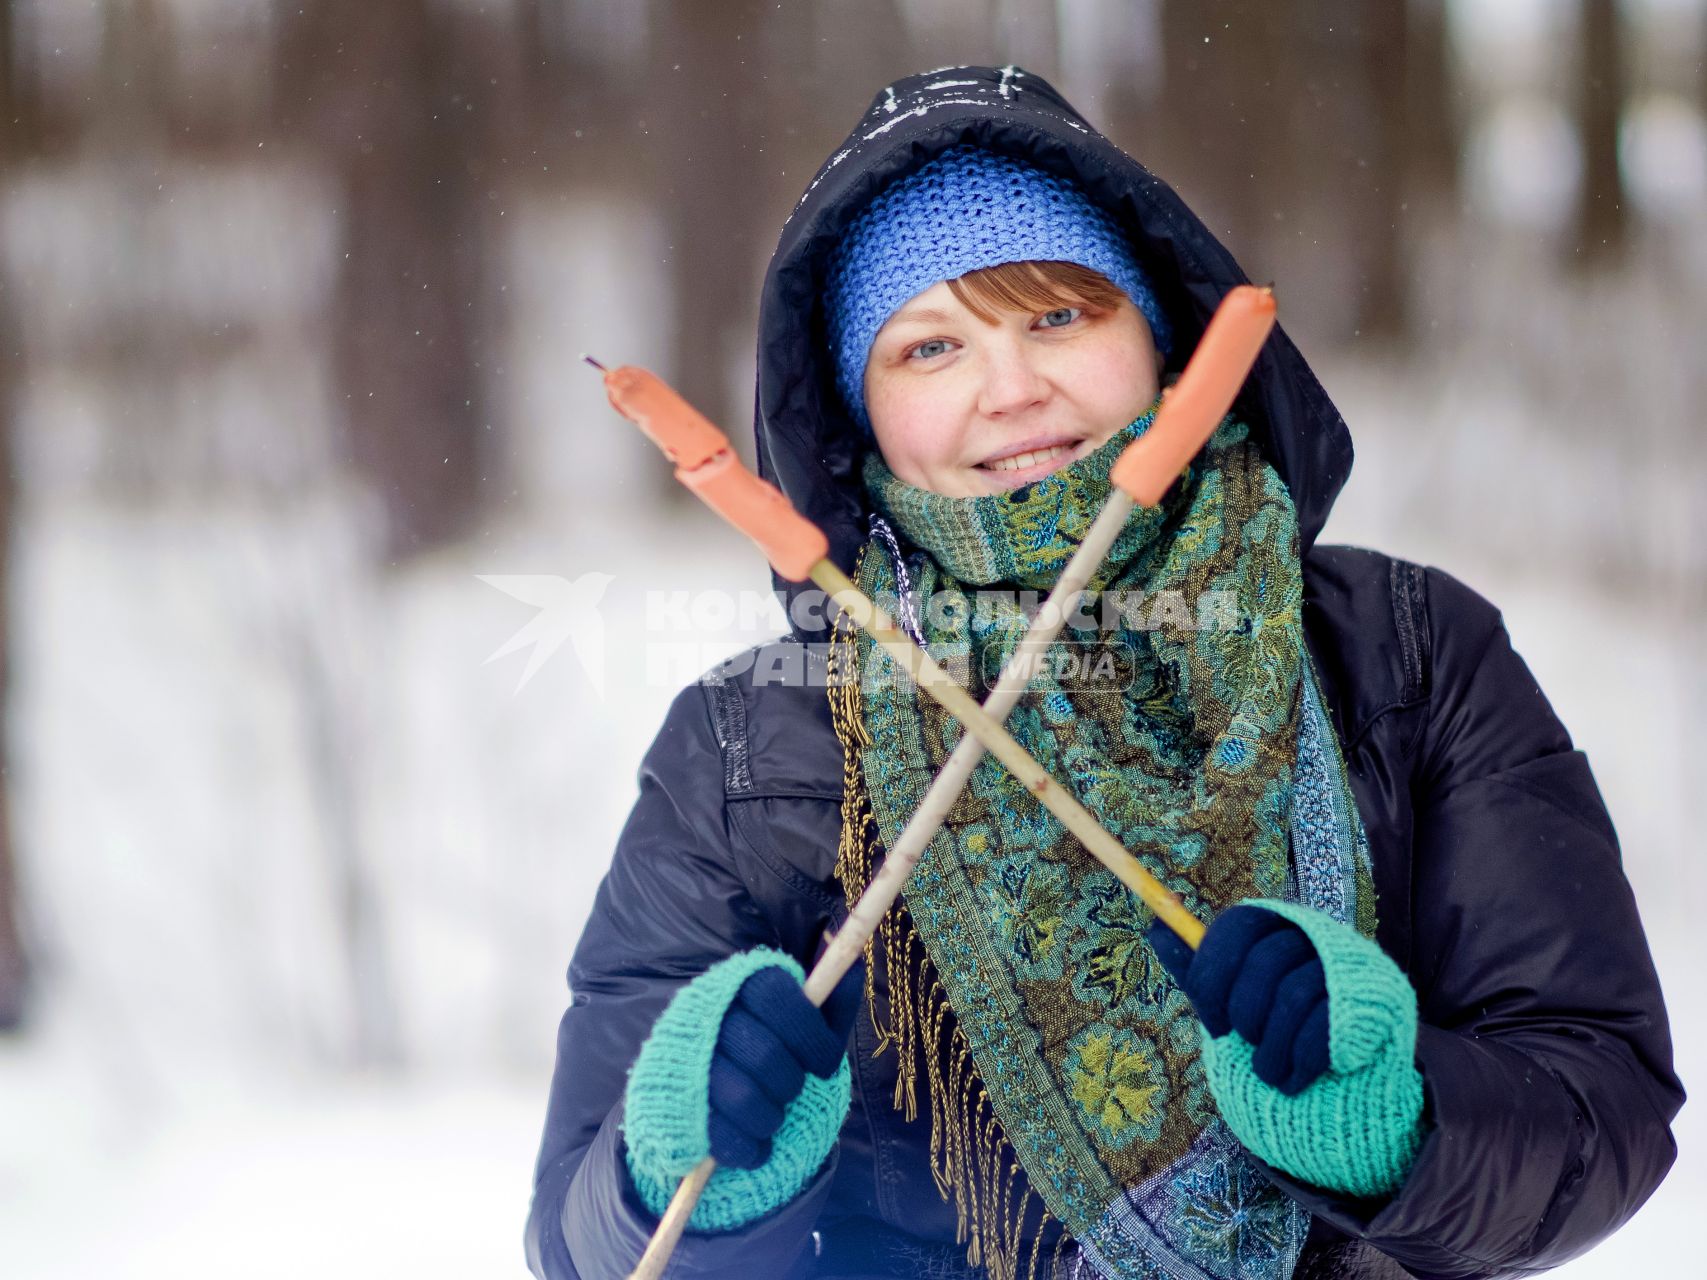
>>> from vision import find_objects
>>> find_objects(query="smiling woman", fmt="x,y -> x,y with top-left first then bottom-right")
528,65 -> 1680,1280
824,146 -> 1177,498
860,262 -> 1165,497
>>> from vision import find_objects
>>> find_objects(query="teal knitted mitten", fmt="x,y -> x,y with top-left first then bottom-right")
622,947 -> 852,1232
1200,899 -> 1426,1198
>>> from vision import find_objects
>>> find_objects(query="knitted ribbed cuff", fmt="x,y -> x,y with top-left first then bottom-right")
622,947 -> 852,1233
1202,899 -> 1426,1198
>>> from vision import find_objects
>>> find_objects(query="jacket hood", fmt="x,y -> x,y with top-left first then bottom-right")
754,64 -> 1354,640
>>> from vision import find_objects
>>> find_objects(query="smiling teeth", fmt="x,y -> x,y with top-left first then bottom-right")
986,444 -> 1071,472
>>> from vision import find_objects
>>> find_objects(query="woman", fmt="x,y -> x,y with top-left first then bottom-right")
525,66 -> 1680,1280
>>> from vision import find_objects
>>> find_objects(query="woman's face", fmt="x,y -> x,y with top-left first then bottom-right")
863,277 -> 1163,497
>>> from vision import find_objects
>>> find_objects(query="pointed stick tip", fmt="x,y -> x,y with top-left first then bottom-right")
580,353 -> 608,372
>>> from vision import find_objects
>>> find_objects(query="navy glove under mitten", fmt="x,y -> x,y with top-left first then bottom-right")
708,961 -> 865,1169
1148,905 -> 1331,1096
1147,900 -> 1427,1198
624,947 -> 864,1231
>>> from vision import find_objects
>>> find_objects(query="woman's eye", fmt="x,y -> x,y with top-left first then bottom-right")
1037,306 -> 1082,329
908,338 -> 953,360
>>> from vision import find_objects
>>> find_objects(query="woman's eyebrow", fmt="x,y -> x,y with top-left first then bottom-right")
889,305 -> 955,325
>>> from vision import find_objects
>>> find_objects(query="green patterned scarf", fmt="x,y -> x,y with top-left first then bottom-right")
829,404 -> 1376,1280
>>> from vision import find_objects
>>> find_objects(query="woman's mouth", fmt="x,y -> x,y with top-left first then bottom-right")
986,443 -> 1072,473
975,437 -> 1091,489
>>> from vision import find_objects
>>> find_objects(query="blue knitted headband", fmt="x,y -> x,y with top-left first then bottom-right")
825,143 -> 1172,433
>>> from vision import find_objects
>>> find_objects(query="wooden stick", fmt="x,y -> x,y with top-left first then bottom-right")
809,487 -> 1146,1002
810,558 -> 1206,946
627,1157 -> 714,1280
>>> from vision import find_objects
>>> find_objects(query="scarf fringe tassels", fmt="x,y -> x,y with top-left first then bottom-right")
828,604 -> 1069,1280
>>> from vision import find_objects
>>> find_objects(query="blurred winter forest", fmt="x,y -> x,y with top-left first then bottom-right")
0,1 -> 1701,1276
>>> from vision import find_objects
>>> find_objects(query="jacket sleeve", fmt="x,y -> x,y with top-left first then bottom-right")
523,680 -> 834,1280
1274,566 -> 1683,1278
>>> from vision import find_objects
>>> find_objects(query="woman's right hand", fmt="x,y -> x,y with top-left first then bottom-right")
706,962 -> 864,1168
622,947 -> 865,1230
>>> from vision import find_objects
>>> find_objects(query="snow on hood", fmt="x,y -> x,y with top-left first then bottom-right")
753,64 -> 1355,639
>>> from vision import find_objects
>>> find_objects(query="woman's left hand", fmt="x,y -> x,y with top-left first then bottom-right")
1148,905 -> 1331,1095
1148,899 -> 1427,1199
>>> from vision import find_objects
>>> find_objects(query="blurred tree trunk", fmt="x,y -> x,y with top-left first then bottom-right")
1406,0 -> 1459,203
275,1 -> 499,560
774,0 -> 910,155
649,0 -> 777,457
994,0 -> 1060,80
639,1 -> 917,467
1571,0 -> 1627,267
897,0 -> 1001,77
274,0 -> 528,1065
1327,0 -> 1409,340
1118,2 -> 1417,347
0,0 -> 32,1031
1145,1 -> 1282,277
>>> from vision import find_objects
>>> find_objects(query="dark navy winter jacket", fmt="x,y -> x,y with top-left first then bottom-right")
525,67 -> 1682,1280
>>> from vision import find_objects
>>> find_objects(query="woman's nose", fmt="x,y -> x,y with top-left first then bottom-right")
976,345 -> 1049,417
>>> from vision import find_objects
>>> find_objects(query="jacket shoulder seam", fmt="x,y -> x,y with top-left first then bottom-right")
1388,558 -> 1431,705
1411,573 -> 1510,799
699,672 -> 755,796
697,639 -> 832,799
1307,545 -> 1433,751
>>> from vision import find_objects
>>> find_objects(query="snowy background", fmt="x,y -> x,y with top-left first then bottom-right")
0,2 -> 1702,1277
